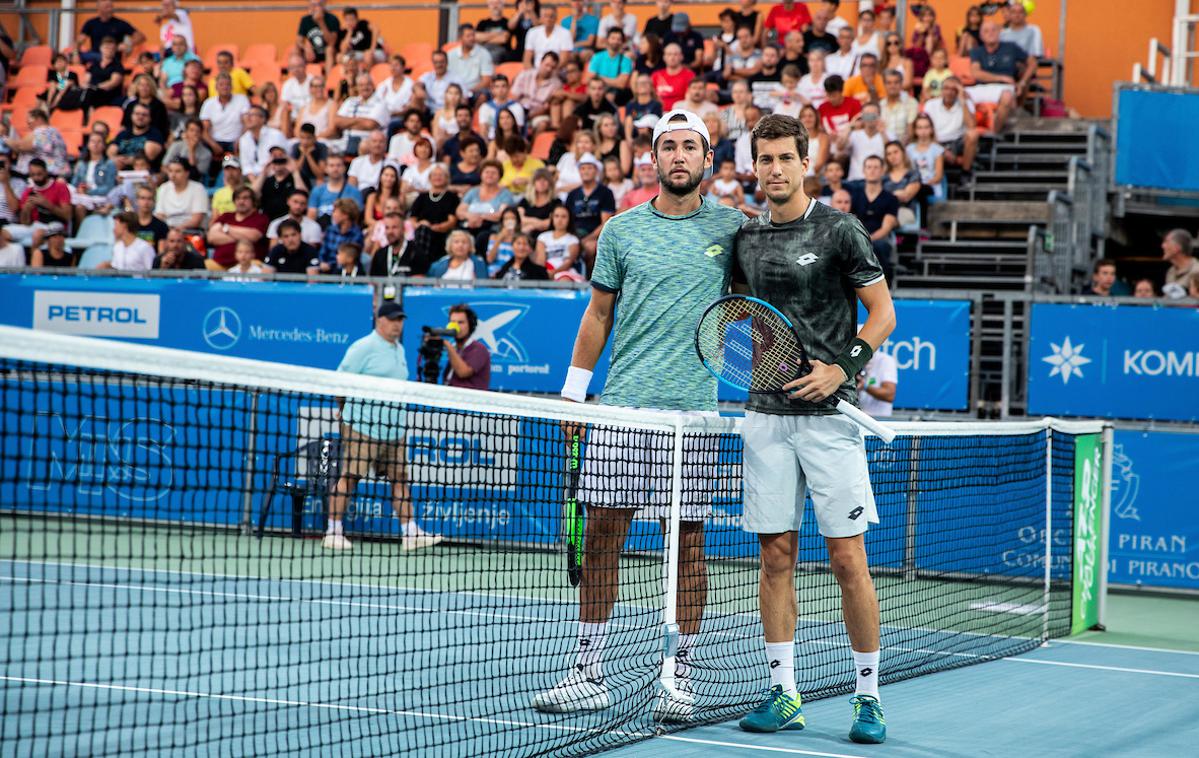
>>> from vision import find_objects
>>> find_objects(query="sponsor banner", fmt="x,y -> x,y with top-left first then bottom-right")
1071,433 -> 1104,634
33,290 -> 161,338
862,299 -> 972,412
1106,430 -> 1199,590
0,276 -> 372,370
400,286 -> 612,393
1028,303 -> 1199,422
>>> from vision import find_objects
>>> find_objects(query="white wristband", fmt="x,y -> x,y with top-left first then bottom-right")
560,366 -> 593,403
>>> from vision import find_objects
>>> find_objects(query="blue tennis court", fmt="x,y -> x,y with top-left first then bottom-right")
3,524 -> 1193,757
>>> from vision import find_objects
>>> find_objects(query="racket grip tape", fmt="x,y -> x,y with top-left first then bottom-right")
833,399 -> 897,444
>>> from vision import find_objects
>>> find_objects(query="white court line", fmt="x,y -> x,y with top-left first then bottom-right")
1001,657 -> 1199,679
0,675 -> 653,741
658,734 -> 868,758
1054,639 -> 1199,657
0,558 -> 655,613
0,575 -> 645,631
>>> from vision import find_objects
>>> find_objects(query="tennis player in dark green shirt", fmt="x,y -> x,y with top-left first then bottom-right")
733,114 -> 896,744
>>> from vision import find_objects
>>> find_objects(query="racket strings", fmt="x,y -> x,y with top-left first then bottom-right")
698,301 -> 808,392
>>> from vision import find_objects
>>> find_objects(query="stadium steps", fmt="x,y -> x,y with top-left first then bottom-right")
893,119 -> 1097,415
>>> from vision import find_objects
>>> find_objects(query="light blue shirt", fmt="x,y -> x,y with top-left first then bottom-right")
588,50 -> 633,81
561,14 -> 600,50
161,52 -> 200,87
338,330 -> 409,441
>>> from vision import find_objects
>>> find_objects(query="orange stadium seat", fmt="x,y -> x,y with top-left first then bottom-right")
305,63 -> 325,78
400,43 -> 435,68
19,46 -> 52,67
60,128 -> 85,159
495,62 -> 525,82
4,87 -> 42,111
87,106 -> 124,133
8,65 -> 47,91
242,44 -> 279,70
949,55 -> 975,85
203,44 -> 240,71
49,109 -> 84,132
327,63 -> 345,93
531,131 -> 556,161
370,62 -> 391,85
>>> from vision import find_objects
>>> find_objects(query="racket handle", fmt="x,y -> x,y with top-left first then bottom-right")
833,399 -> 897,444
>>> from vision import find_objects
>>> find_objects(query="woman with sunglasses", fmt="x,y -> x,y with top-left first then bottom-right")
879,33 -> 913,92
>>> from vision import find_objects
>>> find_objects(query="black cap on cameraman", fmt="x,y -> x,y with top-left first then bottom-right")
377,301 -> 406,320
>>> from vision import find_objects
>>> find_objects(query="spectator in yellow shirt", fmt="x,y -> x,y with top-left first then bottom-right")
207,50 -> 255,97
500,135 -> 545,195
843,53 -> 884,104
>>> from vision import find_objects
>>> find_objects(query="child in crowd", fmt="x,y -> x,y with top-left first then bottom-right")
225,239 -> 264,279
602,156 -> 633,208
707,159 -> 744,207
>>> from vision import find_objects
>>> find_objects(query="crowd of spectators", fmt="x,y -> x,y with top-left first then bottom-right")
0,1 -> 1062,285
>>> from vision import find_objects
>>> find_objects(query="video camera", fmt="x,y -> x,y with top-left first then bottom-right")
417,323 -> 461,383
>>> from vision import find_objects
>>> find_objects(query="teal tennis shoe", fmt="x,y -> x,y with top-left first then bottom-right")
738,685 -> 805,733
848,694 -> 886,744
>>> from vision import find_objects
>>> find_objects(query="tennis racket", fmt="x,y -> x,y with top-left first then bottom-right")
695,295 -> 897,444
563,431 -> 585,586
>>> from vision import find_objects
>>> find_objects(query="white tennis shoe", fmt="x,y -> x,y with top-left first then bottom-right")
321,534 -> 353,551
531,667 -> 610,713
652,679 -> 696,723
402,532 -> 444,551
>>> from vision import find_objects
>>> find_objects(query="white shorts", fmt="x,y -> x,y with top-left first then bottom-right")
578,409 -> 719,522
966,83 -> 1015,105
741,410 -> 878,538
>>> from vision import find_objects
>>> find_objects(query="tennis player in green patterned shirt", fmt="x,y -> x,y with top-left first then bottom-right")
531,110 -> 745,722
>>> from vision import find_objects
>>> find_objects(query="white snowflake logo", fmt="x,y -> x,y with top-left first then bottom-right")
1043,336 -> 1092,385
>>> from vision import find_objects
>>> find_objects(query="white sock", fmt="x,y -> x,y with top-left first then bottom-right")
765,641 -> 797,697
576,621 -> 608,681
675,633 -> 697,681
326,519 -> 343,536
853,649 -> 880,700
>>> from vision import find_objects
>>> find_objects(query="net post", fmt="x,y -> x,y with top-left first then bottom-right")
239,389 -> 260,536
658,418 -> 686,696
1097,423 -> 1114,631
1042,424 -> 1053,646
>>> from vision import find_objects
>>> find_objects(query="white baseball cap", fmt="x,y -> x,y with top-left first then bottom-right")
652,109 -> 711,149
577,152 -> 603,169
633,153 -> 653,168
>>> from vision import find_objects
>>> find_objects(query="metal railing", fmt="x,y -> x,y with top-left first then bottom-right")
1132,37 -> 1173,84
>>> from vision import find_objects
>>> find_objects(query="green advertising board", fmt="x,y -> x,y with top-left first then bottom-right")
1071,433 -> 1105,634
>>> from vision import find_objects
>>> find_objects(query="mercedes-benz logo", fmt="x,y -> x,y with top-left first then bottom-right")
202,307 -> 242,350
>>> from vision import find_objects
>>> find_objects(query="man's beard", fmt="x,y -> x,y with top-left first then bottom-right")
657,165 -> 705,197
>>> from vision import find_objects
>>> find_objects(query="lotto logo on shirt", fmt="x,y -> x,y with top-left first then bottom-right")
33,290 -> 161,339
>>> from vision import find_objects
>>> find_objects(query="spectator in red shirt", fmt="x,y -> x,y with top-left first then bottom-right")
207,185 -> 268,268
651,43 -> 695,111
764,1 -> 812,42
817,74 -> 861,135
442,304 -> 491,390
8,158 -> 72,266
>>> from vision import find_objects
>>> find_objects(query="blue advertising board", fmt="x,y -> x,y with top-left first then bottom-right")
0,275 -> 374,370
400,286 -> 612,393
1028,303 -> 1199,422
1107,430 -> 1199,590
1115,88 -> 1199,192
859,299 -> 972,412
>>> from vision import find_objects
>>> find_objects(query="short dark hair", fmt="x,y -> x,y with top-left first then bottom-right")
337,241 -> 362,260
449,303 -> 478,334
277,219 -> 302,236
1093,258 -> 1116,273
542,51 -> 559,65
233,186 -> 257,204
492,73 -> 509,86
504,135 -> 528,155
29,158 -> 47,171
607,28 -> 625,40
289,188 -> 310,200
824,75 -> 845,93
114,211 -> 138,230
750,114 -> 810,163
863,154 -> 885,169
458,22 -> 475,33
299,122 -> 316,136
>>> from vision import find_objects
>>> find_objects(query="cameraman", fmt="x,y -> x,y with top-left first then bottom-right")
442,303 -> 491,390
